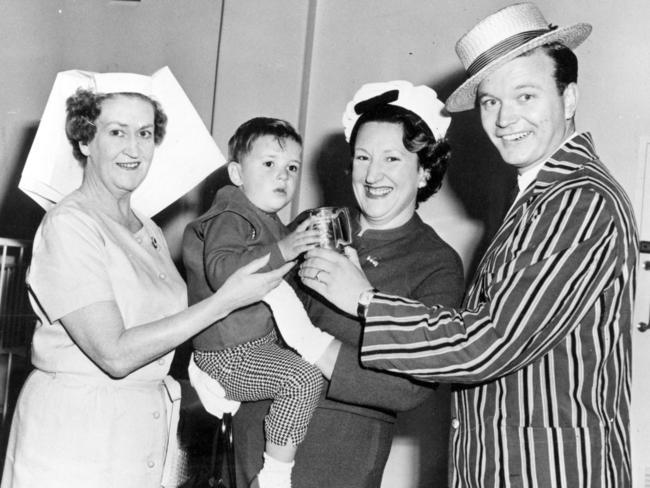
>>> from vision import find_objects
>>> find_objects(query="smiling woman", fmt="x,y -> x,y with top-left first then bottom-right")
224,81 -> 465,488
351,121 -> 423,230
69,92 -> 162,226
1,70 -> 292,488
349,104 -> 450,232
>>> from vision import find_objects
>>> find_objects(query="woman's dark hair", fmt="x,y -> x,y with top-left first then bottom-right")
348,104 -> 451,204
228,117 -> 302,163
65,88 -> 167,163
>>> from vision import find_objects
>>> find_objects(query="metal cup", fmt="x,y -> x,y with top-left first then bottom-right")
307,206 -> 352,252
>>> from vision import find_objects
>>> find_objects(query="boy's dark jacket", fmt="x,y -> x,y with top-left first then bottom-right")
182,185 -> 289,350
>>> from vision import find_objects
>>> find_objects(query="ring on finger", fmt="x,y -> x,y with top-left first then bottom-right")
314,269 -> 323,282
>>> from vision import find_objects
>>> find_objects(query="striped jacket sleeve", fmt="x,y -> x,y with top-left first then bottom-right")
360,185 -> 622,383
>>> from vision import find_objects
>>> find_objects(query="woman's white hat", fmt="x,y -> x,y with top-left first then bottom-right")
445,2 -> 592,112
342,80 -> 450,143
19,67 -> 224,216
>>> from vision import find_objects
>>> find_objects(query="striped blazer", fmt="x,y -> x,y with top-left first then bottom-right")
359,133 -> 638,488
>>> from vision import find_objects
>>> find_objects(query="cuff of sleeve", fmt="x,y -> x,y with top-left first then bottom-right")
300,331 -> 335,365
357,288 -> 378,319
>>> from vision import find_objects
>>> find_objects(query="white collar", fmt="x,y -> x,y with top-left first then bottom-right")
515,131 -> 577,197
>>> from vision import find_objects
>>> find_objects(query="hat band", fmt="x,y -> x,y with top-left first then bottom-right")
466,27 -> 553,76
354,89 -> 399,115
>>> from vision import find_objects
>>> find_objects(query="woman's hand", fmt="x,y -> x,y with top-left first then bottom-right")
299,246 -> 373,315
278,217 -> 321,261
213,253 -> 295,314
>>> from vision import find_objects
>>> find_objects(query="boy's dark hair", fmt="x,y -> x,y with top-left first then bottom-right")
228,117 -> 302,163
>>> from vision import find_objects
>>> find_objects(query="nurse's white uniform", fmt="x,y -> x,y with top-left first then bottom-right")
1,190 -> 187,488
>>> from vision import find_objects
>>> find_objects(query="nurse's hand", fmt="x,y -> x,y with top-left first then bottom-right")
214,254 -> 295,315
299,246 -> 373,316
188,354 -> 240,418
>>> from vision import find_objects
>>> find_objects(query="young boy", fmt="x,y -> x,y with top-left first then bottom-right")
182,117 -> 325,488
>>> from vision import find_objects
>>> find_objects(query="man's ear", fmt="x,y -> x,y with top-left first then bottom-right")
79,142 -> 90,157
227,161 -> 243,186
563,82 -> 579,120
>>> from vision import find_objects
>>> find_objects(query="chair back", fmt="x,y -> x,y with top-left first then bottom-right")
0,238 -> 35,350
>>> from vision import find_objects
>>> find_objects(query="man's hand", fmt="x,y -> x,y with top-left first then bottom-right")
299,246 -> 373,316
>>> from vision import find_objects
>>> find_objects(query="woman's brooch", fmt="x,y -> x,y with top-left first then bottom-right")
365,255 -> 379,267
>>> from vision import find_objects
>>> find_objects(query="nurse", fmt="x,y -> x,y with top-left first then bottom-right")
1,68 -> 291,488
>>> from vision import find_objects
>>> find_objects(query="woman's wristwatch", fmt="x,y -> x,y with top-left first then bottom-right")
357,287 -> 378,319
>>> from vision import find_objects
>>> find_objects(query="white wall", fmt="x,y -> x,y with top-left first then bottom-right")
2,0 -> 649,485
296,0 -> 650,275
0,0 -> 223,258
281,1 -> 650,485
210,0 -> 314,223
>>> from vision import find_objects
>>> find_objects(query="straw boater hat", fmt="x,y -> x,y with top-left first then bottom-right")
20,67 -> 225,216
342,80 -> 450,143
445,2 -> 592,112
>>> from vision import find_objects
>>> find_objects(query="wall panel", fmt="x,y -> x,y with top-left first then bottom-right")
0,0 -> 223,252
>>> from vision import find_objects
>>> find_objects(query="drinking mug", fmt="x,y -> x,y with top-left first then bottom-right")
307,206 -> 352,251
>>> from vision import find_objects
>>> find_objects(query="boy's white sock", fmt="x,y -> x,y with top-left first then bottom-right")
256,452 -> 294,488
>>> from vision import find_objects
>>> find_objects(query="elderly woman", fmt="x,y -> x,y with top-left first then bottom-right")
212,81 -> 464,487
1,70 -> 291,488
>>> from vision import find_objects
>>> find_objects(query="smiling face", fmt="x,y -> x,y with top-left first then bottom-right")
80,94 -> 156,199
477,48 -> 578,174
228,135 -> 302,213
352,121 -> 426,230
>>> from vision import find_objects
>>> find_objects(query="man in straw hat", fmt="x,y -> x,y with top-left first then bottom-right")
298,3 -> 637,486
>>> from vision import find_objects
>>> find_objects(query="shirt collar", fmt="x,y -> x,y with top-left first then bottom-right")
516,131 -> 578,196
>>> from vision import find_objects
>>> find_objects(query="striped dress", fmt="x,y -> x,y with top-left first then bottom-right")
359,133 -> 637,488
